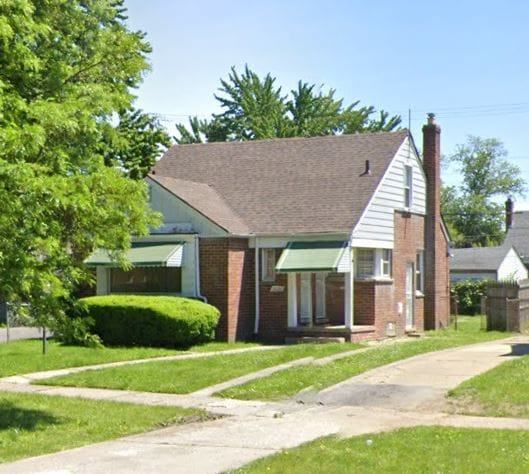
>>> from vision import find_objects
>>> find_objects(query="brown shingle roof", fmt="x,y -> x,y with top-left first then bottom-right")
151,131 -> 409,235
150,176 -> 249,235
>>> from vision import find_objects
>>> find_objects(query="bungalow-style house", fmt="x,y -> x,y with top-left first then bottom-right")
86,114 -> 450,342
503,201 -> 529,268
450,245 -> 528,282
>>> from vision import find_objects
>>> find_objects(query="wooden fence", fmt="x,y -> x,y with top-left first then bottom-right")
486,279 -> 529,333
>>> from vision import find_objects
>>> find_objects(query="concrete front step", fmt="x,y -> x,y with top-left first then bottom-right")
284,336 -> 346,344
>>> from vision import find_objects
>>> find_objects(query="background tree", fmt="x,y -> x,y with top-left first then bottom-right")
441,136 -> 526,247
0,1 -> 167,331
99,109 -> 170,180
174,65 -> 401,143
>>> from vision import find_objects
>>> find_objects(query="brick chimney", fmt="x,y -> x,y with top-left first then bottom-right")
423,113 -> 450,330
506,198 -> 513,231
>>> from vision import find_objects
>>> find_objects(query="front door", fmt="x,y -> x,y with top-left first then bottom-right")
405,262 -> 414,329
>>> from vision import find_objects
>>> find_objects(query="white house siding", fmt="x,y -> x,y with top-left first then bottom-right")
498,248 -> 529,281
352,137 -> 426,248
147,178 -> 227,237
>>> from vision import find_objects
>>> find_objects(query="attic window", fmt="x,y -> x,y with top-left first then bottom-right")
404,165 -> 413,209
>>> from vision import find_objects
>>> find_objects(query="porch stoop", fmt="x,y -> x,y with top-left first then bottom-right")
286,325 -> 376,343
285,336 -> 346,344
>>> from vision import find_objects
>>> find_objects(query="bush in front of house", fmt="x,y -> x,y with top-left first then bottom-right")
451,279 -> 492,315
78,295 -> 220,348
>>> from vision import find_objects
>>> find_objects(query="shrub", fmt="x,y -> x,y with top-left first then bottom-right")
52,313 -> 103,348
451,279 -> 492,315
78,295 -> 220,348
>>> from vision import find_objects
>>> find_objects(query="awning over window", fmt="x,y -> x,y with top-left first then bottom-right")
84,242 -> 184,268
275,241 -> 350,273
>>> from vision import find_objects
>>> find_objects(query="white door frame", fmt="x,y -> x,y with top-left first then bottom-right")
405,262 -> 415,329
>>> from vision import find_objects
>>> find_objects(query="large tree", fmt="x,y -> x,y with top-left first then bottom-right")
0,1 -> 168,328
442,136 -> 526,247
175,65 -> 401,143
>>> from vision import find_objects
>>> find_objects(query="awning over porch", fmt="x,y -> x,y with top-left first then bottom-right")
275,241 -> 350,273
84,242 -> 184,268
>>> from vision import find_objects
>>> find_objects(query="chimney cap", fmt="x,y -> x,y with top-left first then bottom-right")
427,113 -> 436,125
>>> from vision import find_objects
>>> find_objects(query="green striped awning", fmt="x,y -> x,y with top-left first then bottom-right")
84,242 -> 184,268
275,241 -> 349,273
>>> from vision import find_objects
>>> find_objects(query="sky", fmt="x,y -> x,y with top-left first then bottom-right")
124,0 -> 529,209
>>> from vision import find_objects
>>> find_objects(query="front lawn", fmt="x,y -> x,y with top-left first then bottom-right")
219,316 -> 509,400
449,349 -> 529,417
0,392 -> 206,464
38,343 -> 361,394
0,339 -> 260,378
231,427 -> 529,473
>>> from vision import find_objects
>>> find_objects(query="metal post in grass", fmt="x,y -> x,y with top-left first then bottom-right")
42,327 -> 48,355
5,303 -> 10,343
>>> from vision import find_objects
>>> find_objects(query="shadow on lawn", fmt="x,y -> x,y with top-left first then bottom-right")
504,343 -> 529,357
0,401 -> 59,431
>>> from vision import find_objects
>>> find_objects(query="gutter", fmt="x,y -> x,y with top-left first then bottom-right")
254,236 -> 260,334
193,235 -> 207,303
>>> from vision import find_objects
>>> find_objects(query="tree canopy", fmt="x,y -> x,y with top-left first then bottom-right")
175,65 -> 401,143
441,136 -> 526,247
0,0 -> 169,326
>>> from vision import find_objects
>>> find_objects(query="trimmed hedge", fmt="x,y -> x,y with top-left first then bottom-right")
78,295 -> 220,348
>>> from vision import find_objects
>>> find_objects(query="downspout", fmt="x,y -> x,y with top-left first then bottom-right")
194,235 -> 207,303
254,237 -> 260,334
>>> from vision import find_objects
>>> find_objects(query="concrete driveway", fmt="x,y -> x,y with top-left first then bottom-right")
0,327 -> 45,344
1,336 -> 529,473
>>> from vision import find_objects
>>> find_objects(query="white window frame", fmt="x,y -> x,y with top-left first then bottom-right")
380,249 -> 392,278
404,164 -> 413,209
416,251 -> 424,295
261,248 -> 276,282
355,248 -> 392,280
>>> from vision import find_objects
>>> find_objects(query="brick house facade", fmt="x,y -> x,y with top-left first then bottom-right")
89,115 -> 450,343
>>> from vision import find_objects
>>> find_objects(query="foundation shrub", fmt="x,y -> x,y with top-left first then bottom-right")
78,295 -> 220,348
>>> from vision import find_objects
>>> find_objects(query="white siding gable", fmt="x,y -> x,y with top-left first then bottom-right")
352,137 -> 426,248
498,248 -> 529,281
147,178 -> 227,237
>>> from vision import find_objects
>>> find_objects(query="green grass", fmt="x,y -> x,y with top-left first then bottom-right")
449,349 -> 529,417
231,427 -> 529,473
0,392 -> 207,464
219,316 -> 509,400
0,339 -> 261,378
38,343 -> 361,394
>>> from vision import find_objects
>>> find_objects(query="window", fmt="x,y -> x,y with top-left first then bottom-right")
110,267 -> 182,294
380,249 -> 392,278
416,251 -> 424,293
355,248 -> 392,279
404,165 -> 413,208
355,249 -> 374,279
261,248 -> 276,282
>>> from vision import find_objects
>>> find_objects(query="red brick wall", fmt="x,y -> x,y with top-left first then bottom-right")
391,211 -> 426,335
354,281 -> 376,325
227,239 -> 255,341
200,238 -> 254,342
326,273 -> 345,325
200,239 -> 229,340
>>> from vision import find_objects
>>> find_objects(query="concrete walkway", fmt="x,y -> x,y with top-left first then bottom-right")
1,336 -> 529,473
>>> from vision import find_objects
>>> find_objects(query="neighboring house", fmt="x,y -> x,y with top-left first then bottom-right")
503,203 -> 529,268
450,245 -> 528,282
86,114 -> 450,342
